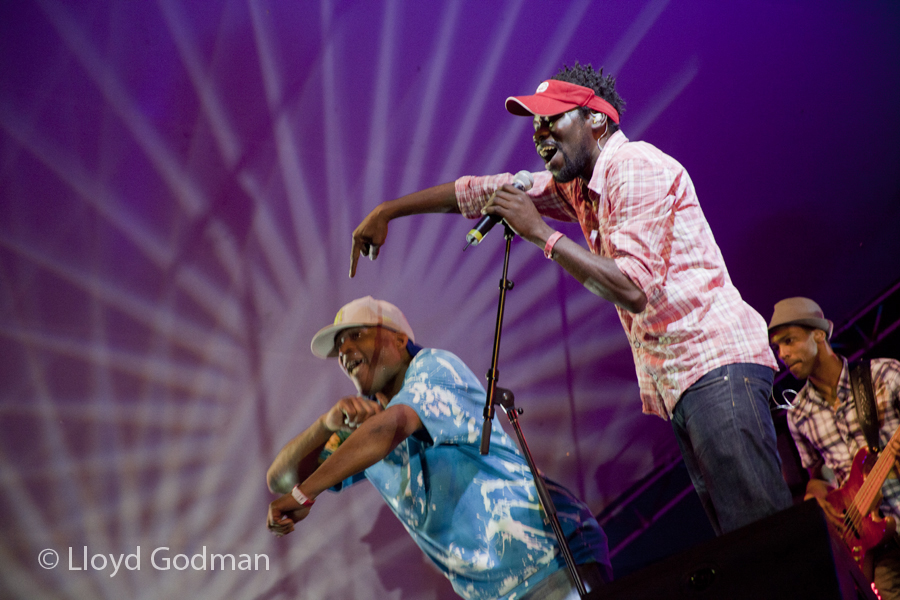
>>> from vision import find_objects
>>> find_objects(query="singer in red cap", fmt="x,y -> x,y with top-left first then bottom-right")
350,62 -> 792,535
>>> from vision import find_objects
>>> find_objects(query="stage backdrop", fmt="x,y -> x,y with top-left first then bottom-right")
1,1 -> 898,598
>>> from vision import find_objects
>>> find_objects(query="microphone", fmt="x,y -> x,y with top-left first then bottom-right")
464,170 -> 534,250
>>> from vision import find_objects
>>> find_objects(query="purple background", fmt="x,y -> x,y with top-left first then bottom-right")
2,1 -> 898,598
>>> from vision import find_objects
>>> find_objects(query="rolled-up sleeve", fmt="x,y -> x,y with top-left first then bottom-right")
455,173 -> 514,219
604,158 -> 679,302
456,172 -> 579,222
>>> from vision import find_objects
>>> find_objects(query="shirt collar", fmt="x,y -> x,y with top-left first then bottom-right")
588,130 -> 628,196
799,356 -> 851,407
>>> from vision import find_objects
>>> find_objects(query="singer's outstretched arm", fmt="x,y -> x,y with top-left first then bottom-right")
485,185 -> 647,313
350,182 -> 459,277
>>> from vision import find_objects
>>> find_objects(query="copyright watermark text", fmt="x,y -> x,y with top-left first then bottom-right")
37,546 -> 269,577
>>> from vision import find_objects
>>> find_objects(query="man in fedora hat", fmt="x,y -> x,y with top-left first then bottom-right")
266,296 -> 612,600
769,296 -> 900,597
349,62 -> 792,535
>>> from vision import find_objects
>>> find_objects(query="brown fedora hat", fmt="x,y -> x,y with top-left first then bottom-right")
768,297 -> 833,339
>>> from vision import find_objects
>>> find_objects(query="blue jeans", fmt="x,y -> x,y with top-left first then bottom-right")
671,363 -> 793,535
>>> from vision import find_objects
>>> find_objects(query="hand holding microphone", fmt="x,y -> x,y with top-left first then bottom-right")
464,170 -> 534,250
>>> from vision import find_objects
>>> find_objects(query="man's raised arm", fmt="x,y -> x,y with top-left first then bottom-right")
267,402 -> 423,537
266,394 -> 386,494
350,182 -> 459,277
266,416 -> 334,495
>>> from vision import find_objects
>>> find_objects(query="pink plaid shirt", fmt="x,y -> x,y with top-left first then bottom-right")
456,131 -> 776,418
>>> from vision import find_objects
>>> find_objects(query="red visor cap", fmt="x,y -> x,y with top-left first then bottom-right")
505,79 -> 619,124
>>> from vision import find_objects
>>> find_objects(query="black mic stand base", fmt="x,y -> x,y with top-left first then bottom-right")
494,388 -> 588,598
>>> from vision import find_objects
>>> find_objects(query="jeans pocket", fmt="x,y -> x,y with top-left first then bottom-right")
740,375 -> 771,434
684,365 -> 729,394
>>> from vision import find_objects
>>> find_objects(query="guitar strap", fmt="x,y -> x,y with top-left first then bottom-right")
850,359 -> 880,453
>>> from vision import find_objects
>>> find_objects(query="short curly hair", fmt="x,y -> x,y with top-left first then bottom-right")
552,62 -> 625,131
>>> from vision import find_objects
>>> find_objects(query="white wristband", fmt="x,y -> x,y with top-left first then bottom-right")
291,484 -> 315,507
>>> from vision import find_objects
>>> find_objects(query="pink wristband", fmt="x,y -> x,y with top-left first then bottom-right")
544,231 -> 565,259
291,484 -> 315,507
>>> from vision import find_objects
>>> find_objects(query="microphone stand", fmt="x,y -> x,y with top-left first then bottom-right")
479,223 -> 588,598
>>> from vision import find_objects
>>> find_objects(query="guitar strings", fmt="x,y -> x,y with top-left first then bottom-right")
842,447 -> 892,541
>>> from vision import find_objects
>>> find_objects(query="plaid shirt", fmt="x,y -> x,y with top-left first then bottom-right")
456,131 -> 776,418
788,357 -> 900,519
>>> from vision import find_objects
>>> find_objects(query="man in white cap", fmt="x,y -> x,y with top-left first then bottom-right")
349,62 -> 792,535
769,296 -> 900,597
266,296 -> 612,600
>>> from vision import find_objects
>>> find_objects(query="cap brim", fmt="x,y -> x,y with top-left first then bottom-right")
767,317 -> 834,339
505,96 -> 579,117
310,322 -> 361,359
310,322 -> 410,359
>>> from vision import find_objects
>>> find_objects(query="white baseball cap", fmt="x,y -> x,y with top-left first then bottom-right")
310,296 -> 415,359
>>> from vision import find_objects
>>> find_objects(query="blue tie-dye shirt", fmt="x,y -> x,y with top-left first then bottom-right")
330,348 -> 610,600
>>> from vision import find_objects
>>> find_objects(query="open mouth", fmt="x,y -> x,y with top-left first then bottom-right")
343,358 -> 363,376
538,144 -> 558,163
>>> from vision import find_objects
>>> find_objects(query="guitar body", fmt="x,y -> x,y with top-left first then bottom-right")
826,446 -> 897,576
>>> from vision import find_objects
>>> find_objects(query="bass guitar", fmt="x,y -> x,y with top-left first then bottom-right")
826,428 -> 900,576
